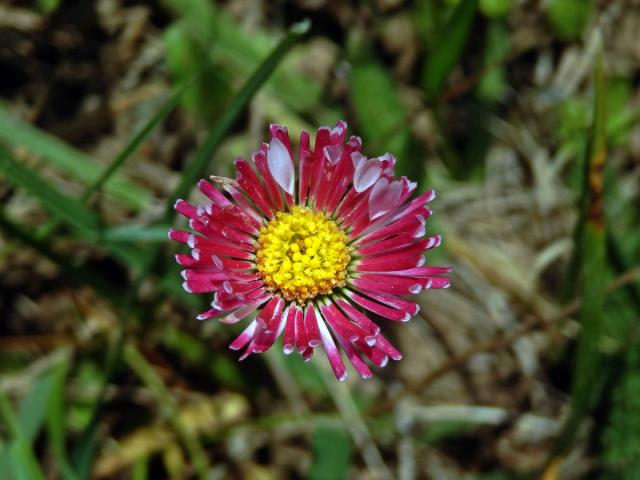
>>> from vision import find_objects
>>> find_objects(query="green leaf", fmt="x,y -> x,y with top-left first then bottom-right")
17,355 -> 68,443
132,457 -> 149,480
422,0 -> 479,101
0,103 -> 149,210
46,353 -> 78,480
309,426 -> 351,480
479,0 -> 512,18
547,0 -> 593,40
37,0 -> 62,14
0,392 -> 46,480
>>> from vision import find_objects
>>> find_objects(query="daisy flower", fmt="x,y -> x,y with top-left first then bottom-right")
169,121 -> 450,381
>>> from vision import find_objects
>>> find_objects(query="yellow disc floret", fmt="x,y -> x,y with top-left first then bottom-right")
256,206 -> 351,303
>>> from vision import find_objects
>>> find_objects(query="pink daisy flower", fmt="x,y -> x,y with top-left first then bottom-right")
169,121 -> 450,381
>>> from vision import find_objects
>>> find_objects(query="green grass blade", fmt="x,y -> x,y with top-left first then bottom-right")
36,82 -> 188,240
102,224 -> 171,242
0,392 -> 46,480
0,144 -> 100,234
86,82 -> 188,202
0,145 -> 146,268
603,345 -> 640,478
309,426 -> 351,480
422,0 -> 479,101
168,19 -> 311,206
17,355 -> 67,443
0,103 -> 149,210
162,0 -> 322,115
553,43 -> 608,457
45,352 -> 78,480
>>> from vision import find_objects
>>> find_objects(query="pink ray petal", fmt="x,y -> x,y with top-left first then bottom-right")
316,311 -> 348,382
353,157 -> 383,193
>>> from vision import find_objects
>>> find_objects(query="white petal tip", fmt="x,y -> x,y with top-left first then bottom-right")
267,137 -> 295,195
283,345 -> 294,355
338,372 -> 348,382
409,284 -> 422,294
182,282 -> 192,293
309,340 -> 321,348
402,313 -> 412,322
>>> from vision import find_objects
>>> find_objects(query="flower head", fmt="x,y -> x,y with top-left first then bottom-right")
169,121 -> 450,381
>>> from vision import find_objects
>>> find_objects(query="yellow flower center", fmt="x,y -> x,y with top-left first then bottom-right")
256,206 -> 351,303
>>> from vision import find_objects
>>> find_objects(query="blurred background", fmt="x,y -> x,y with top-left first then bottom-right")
1,0 -> 639,479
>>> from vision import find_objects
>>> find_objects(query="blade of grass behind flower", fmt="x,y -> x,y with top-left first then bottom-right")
45,352 -> 78,480
0,144 -> 100,234
167,19 -> 311,207
552,43 -> 607,459
0,391 -> 46,480
0,146 -> 143,268
422,0 -> 479,102
36,81 -> 189,240
17,352 -> 69,444
348,34 -> 412,177
0,103 -> 149,211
